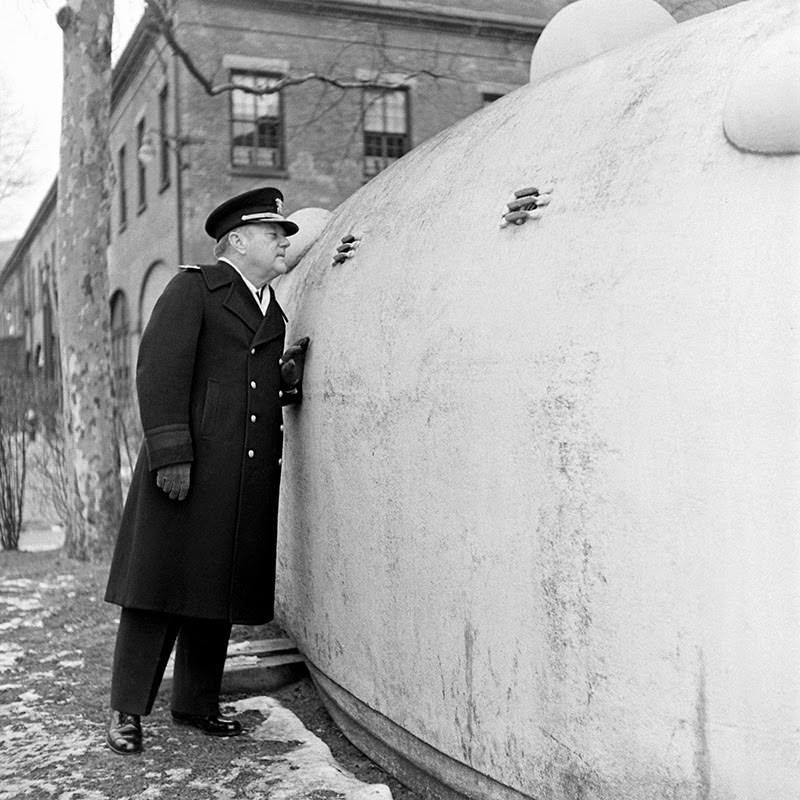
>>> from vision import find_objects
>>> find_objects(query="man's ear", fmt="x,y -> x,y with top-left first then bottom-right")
229,230 -> 246,254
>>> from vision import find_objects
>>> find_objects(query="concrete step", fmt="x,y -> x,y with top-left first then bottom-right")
227,637 -> 298,657
161,637 -> 308,694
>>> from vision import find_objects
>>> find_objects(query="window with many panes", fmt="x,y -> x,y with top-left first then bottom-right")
158,85 -> 170,190
136,118 -> 147,212
230,71 -> 284,169
118,145 -> 127,229
110,290 -> 131,397
363,88 -> 409,178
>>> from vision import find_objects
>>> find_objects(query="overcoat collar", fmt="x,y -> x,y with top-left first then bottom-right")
200,261 -> 285,346
199,260 -> 238,291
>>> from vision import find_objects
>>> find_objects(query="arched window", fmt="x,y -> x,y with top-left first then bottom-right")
110,290 -> 131,397
139,261 -> 173,331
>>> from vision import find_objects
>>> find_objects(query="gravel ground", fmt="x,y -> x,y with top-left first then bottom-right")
0,548 -> 421,800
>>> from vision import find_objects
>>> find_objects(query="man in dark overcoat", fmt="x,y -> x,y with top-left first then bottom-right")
104,187 -> 309,755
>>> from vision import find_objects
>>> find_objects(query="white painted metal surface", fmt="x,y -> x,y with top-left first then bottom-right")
275,0 -> 800,796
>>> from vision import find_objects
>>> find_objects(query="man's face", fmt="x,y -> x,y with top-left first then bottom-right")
238,222 -> 291,285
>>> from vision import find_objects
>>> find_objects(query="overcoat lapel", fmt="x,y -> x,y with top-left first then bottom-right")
203,262 -> 284,344
207,261 -> 261,334
252,287 -> 286,347
223,282 -> 261,333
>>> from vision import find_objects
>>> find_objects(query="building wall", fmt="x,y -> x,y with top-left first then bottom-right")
102,0 -> 540,372
107,33 -> 182,373
0,185 -> 58,380
0,269 -> 24,340
170,0 -> 539,264
0,336 -> 24,376
23,205 -> 58,381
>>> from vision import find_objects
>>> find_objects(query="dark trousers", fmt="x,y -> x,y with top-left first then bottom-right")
110,607 -> 232,717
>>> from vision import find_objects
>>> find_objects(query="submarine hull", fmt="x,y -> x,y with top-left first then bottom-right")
275,1 -> 800,796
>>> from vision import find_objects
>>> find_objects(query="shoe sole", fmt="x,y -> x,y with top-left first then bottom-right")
171,717 -> 243,737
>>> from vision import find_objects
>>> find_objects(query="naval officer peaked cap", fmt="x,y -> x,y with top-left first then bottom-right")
204,186 -> 299,240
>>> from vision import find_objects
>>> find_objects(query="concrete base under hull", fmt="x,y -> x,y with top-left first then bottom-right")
308,662 -> 531,800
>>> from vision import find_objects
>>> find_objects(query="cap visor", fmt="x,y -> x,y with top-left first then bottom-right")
276,220 -> 299,236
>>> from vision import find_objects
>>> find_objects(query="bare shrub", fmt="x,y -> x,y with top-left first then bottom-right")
0,378 -> 35,549
25,381 -> 71,532
23,380 -> 139,541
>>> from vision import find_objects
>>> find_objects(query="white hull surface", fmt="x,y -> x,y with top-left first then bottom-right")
275,1 -> 800,796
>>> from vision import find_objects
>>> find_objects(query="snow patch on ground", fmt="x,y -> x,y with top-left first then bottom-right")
0,642 -> 25,671
1,570 -> 393,800
229,696 -> 392,799
0,576 -> 78,635
0,686 -> 394,799
0,594 -> 43,612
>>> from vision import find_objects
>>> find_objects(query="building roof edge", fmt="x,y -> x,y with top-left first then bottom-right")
111,15 -> 157,107
0,178 -> 59,289
236,0 -> 545,36
109,0 -> 542,111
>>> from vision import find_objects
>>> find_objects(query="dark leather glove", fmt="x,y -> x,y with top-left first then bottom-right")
156,462 -> 191,501
279,337 -> 310,388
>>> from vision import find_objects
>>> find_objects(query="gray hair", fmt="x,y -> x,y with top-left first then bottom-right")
213,232 -> 233,259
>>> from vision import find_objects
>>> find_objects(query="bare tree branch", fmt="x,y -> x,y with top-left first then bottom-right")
0,80 -> 34,207
143,0 -> 446,95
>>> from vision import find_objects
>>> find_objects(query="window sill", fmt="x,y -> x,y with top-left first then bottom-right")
137,203 -> 147,216
158,180 -> 171,195
229,165 -> 289,179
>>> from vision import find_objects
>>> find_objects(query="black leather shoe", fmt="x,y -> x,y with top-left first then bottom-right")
106,710 -> 142,755
171,710 -> 243,737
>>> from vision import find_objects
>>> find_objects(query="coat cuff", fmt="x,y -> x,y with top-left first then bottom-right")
280,384 -> 302,406
144,423 -> 194,471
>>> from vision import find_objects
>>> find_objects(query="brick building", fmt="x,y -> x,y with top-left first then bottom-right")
0,0 -> 544,387
0,182 -> 58,380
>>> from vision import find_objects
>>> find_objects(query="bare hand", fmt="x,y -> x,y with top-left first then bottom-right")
156,462 -> 191,501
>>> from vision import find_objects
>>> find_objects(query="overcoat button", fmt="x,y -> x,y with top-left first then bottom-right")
248,450 -> 255,458
251,348 -> 256,355
278,390 -> 284,398
279,424 -> 284,432
250,380 -> 257,389
250,414 -> 257,423
278,458 -> 282,465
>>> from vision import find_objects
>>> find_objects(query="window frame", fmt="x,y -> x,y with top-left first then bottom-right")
228,69 -> 287,175
136,118 -> 147,214
117,145 -> 127,231
158,85 -> 171,191
362,87 -> 411,179
110,290 -> 131,397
